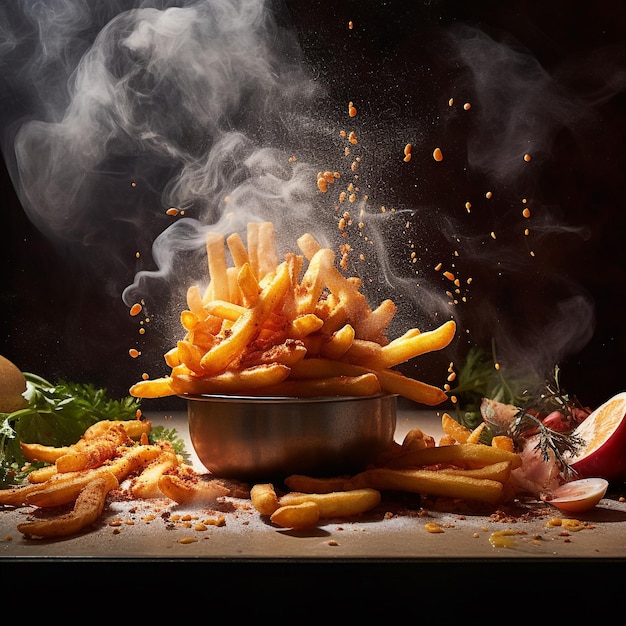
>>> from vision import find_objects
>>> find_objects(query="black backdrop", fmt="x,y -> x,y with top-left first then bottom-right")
2,0 -> 626,410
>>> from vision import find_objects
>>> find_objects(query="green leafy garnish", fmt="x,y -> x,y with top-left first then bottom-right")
149,425 -> 190,462
450,342 -> 587,472
1,373 -> 141,487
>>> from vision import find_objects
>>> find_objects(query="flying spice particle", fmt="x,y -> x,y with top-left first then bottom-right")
166,208 -> 179,216
348,20 -> 353,29
522,207 -> 531,218
348,101 -> 357,117
448,98 -> 454,106
433,147 -> 443,162
463,102 -> 471,110
129,348 -> 140,358
129,303 -> 143,317
485,191 -> 493,199
465,201 -> 471,212
524,153 -> 532,162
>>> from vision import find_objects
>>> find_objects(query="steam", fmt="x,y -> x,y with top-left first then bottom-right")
2,1 -> 624,383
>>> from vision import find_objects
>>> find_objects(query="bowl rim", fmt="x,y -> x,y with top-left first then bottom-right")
180,392 -> 398,405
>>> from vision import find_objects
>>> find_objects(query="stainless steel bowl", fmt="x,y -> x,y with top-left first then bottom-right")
185,393 -> 397,482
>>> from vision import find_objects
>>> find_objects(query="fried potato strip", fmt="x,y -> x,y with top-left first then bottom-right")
129,222 -> 456,406
17,474 -> 118,539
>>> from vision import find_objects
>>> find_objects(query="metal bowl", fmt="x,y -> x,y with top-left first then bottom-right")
185,393 -> 397,482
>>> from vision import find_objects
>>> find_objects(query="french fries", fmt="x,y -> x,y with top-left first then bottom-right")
278,488 -> 381,519
157,464 -> 250,505
250,482 -> 381,529
17,475 -> 118,539
250,483 -> 281,515
1,420 -> 186,538
129,222 -> 456,403
345,467 -> 505,505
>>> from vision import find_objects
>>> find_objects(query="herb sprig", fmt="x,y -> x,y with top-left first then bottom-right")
451,343 -> 587,473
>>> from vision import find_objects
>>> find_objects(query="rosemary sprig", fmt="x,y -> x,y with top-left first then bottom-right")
510,409 -> 585,477
451,344 -> 587,475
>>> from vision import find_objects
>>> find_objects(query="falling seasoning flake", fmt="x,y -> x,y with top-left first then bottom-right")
463,102 -> 472,110
524,153 -> 532,162
465,201 -> 471,212
129,348 -> 141,358
522,207 -> 531,218
485,191 -> 493,199
129,303 -> 143,317
166,208 -> 179,216
348,20 -> 353,29
348,101 -> 357,117
433,147 -> 443,162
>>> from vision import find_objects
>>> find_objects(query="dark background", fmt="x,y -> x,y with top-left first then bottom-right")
2,0 -> 626,410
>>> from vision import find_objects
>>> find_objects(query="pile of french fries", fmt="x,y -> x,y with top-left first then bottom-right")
0,419 -> 247,539
250,412 -> 521,529
129,222 -> 456,403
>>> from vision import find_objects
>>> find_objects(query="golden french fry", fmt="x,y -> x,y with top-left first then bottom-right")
236,262 -> 260,307
319,324 -> 355,360
296,248 -> 335,315
355,299 -> 397,345
25,469 -> 119,510
358,320 -> 457,369
226,232 -> 251,269
261,372 -> 381,397
83,419 -> 151,441
27,464 -> 58,483
205,231 -> 230,302
283,474 -> 350,494
441,412 -> 472,444
55,424 -> 131,473
0,479 -> 51,507
439,461 -> 512,484
130,444 -> 180,499
270,501 -> 320,529
204,299 -> 246,322
466,422 -> 486,444
170,363 -> 291,396
18,475 -> 118,539
288,314 -> 324,338
346,468 -> 504,505
157,465 -> 249,504
20,442 -> 69,464
186,284 -> 205,317
491,435 -> 515,452
256,221 -> 278,279
340,338 -> 384,365
373,369 -> 448,406
386,442 -> 522,471
278,488 -> 381,518
250,483 -> 281,516
129,376 -> 175,398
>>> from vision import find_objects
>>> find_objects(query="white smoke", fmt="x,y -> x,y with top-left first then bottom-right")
2,1 -> 624,386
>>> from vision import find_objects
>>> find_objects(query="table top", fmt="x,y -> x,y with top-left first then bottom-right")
2,405 -> 625,566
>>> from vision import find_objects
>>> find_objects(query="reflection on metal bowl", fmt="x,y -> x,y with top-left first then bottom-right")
185,393 -> 397,482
